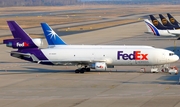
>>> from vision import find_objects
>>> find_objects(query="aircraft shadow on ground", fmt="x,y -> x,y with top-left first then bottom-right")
0,66 -> 144,74
0,61 -> 29,64
121,81 -> 179,85
145,37 -> 177,41
2,67 -> 75,73
121,75 -> 180,85
0,67 -> 179,85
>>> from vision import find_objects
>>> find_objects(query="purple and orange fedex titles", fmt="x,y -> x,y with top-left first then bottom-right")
117,51 -> 148,60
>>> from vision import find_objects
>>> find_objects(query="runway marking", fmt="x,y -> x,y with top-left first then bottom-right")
118,93 -> 131,96
72,95 -> 86,98
141,93 -> 154,96
164,93 -> 175,95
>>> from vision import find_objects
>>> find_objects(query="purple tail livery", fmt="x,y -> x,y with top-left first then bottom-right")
3,21 -> 42,49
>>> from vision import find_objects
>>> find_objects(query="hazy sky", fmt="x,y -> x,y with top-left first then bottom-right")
80,0 -> 133,1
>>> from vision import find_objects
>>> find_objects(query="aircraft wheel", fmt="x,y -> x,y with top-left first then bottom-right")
80,68 -> 85,73
75,69 -> 80,73
86,68 -> 90,72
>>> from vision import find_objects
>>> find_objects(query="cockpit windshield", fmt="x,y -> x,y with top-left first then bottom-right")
169,53 -> 175,56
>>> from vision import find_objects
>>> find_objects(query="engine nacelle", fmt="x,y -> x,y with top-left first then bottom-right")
90,62 -> 107,71
32,38 -> 43,47
3,38 -> 43,49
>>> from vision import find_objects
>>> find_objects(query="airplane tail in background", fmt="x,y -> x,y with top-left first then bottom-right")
159,14 -> 174,27
149,15 -> 168,30
167,13 -> 180,26
3,21 -> 48,63
41,23 -> 66,46
3,21 -> 42,49
144,19 -> 160,36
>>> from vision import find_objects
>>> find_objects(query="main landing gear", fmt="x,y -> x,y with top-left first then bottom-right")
75,67 -> 90,73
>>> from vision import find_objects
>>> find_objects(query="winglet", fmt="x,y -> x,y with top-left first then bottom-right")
41,23 -> 67,46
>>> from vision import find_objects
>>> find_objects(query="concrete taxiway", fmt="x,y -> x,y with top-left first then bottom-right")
0,15 -> 180,107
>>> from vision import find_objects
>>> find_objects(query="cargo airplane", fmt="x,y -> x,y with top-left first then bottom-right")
3,21 -> 179,74
159,14 -> 180,29
167,13 -> 180,27
40,22 -> 179,74
149,15 -> 175,30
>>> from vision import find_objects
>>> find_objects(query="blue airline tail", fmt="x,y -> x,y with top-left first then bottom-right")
149,15 -> 174,30
41,23 -> 66,46
159,14 -> 174,27
159,14 -> 179,29
167,13 -> 180,27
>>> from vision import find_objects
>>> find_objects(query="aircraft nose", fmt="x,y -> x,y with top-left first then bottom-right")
173,55 -> 179,62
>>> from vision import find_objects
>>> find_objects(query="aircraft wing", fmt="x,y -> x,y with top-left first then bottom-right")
167,30 -> 180,37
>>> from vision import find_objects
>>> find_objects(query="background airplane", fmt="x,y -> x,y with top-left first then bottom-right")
3,21 -> 179,74
159,14 -> 180,29
167,13 -> 180,27
41,23 -> 67,48
149,15 -> 174,30
144,19 -> 180,38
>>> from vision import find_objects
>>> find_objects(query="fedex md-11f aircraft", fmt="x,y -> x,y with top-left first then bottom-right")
3,21 -> 179,74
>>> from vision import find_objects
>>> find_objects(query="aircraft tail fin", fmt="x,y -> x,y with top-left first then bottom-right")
41,23 -> 67,46
159,14 -> 173,27
167,13 -> 179,26
149,15 -> 167,30
3,21 -> 38,49
144,19 -> 160,36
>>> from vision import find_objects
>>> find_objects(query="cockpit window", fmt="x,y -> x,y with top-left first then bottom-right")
169,53 -> 175,56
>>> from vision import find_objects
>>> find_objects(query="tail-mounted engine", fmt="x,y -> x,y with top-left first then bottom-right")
3,38 -> 43,49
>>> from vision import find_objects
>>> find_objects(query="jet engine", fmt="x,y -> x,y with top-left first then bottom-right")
90,62 -> 107,71
32,38 -> 43,47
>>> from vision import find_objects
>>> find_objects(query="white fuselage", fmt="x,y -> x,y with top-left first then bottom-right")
156,30 -> 180,37
40,45 -> 179,66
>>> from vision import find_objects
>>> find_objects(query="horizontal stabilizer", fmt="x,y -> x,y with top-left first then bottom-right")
10,51 -> 40,62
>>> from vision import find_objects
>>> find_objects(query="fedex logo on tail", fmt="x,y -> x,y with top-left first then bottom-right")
117,51 -> 148,60
16,42 -> 29,47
